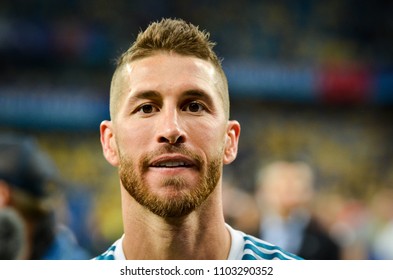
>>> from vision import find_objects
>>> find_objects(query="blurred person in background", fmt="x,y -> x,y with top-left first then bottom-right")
255,160 -> 341,259
312,189 -> 371,260
0,133 -> 91,259
95,18 -> 301,260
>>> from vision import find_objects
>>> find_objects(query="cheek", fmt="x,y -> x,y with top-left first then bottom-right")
188,121 -> 226,154
115,122 -> 154,155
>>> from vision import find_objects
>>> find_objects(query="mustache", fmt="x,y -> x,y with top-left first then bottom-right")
141,144 -> 203,171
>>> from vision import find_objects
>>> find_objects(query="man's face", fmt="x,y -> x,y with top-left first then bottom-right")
101,53 -> 239,217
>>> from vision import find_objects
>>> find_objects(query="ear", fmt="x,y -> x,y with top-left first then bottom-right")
100,120 -> 120,167
223,120 -> 241,165
0,180 -> 11,208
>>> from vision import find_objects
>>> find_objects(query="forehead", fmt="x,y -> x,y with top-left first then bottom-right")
116,53 -> 222,99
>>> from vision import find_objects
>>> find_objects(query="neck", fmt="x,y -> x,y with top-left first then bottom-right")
121,186 -> 231,260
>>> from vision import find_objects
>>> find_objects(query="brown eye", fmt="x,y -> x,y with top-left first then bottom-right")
139,104 -> 155,114
184,102 -> 204,113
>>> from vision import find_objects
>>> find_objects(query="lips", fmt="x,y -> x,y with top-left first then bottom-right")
153,161 -> 191,167
150,155 -> 197,169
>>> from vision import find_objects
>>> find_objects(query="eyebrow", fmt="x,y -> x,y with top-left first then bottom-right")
128,89 -> 214,105
182,89 -> 214,107
128,90 -> 162,104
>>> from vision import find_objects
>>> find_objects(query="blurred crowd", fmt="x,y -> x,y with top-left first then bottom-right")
1,0 -> 392,86
0,134 -> 91,259
225,159 -> 393,260
0,0 -> 392,259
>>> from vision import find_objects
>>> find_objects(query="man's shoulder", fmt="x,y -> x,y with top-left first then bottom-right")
240,233 -> 303,260
93,231 -> 303,260
93,245 -> 116,260
93,239 -> 121,260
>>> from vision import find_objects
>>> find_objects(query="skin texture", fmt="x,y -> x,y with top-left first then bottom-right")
100,52 -> 240,259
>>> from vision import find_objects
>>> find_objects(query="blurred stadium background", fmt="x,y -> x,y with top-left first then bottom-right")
0,0 -> 392,258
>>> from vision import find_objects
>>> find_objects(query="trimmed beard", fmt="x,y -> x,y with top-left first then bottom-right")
119,145 -> 222,218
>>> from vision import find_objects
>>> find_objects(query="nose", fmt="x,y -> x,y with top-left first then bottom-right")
156,109 -> 186,145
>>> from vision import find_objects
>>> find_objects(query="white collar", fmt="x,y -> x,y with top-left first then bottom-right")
115,223 -> 244,260
226,223 -> 245,260
114,235 -> 126,260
